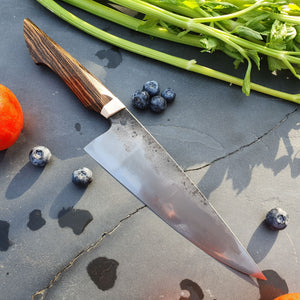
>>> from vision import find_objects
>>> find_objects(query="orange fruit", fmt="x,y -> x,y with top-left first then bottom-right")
274,293 -> 300,300
0,84 -> 23,150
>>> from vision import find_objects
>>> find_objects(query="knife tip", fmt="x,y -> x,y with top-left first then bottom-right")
251,271 -> 267,281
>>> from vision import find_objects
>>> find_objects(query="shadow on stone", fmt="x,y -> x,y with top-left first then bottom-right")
247,221 -> 278,263
5,162 -> 44,199
49,182 -> 85,219
197,109 -> 300,198
0,150 -> 6,163
258,270 -> 288,300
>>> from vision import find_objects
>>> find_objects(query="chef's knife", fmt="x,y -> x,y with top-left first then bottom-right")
23,18 -> 266,280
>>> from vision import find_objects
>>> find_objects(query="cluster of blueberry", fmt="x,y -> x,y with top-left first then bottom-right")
29,145 -> 93,187
131,80 -> 176,113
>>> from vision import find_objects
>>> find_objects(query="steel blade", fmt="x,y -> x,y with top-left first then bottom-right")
85,108 -> 265,280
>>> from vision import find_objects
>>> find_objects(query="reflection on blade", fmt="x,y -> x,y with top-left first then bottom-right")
84,109 -> 265,280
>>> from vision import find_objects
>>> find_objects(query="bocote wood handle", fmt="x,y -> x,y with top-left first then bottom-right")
23,18 -> 125,118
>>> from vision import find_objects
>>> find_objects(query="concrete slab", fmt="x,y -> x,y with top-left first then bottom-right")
0,0 -> 299,299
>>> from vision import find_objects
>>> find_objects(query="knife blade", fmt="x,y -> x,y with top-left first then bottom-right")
23,18 -> 266,281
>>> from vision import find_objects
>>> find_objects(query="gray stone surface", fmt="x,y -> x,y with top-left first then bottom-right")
0,0 -> 299,299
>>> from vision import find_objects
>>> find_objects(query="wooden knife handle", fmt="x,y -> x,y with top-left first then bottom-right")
23,18 -> 125,118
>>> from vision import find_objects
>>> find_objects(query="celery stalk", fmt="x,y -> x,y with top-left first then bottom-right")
36,0 -> 300,103
59,0 -> 205,48
108,0 -> 300,66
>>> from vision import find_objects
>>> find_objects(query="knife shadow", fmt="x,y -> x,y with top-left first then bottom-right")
49,182 -> 86,219
257,270 -> 289,300
247,221 -> 279,264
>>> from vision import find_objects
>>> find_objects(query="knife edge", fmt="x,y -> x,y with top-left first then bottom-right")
24,18 -> 266,281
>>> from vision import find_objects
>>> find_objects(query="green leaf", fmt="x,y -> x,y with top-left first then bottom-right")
286,26 -> 297,42
158,20 -> 181,34
244,12 -> 271,32
221,46 -> 244,61
267,56 -> 288,71
247,49 -> 261,70
268,20 -> 297,50
295,25 -> 300,43
36,0 -> 300,103
290,0 -> 300,7
199,36 -> 219,51
176,29 -> 190,38
242,59 -> 252,96
233,58 -> 243,69
287,2 -> 300,14
204,1 -> 238,11
138,16 -> 158,29
232,25 -> 263,41
181,0 -> 200,9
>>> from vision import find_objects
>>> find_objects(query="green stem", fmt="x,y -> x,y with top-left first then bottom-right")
62,0 -> 249,70
272,13 -> 300,25
108,0 -> 300,65
36,0 -> 300,104
143,0 -> 231,32
141,0 -> 202,18
60,0 -> 203,48
108,0 -> 256,77
193,0 -> 264,23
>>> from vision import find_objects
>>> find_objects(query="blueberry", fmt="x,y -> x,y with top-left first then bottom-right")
72,167 -> 93,187
132,90 -> 150,110
143,80 -> 160,97
265,208 -> 289,230
29,146 -> 52,167
150,95 -> 167,113
161,88 -> 176,103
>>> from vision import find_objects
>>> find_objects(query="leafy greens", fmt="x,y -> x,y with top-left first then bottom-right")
36,0 -> 300,103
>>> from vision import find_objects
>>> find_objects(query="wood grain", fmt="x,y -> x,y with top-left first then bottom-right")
23,18 -> 124,116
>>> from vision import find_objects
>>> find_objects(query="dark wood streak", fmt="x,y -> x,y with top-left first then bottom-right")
23,18 -> 113,114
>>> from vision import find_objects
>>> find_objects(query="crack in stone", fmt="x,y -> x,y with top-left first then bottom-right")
31,205 -> 146,300
30,108 -> 297,299
146,124 -> 223,150
184,108 -> 298,172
